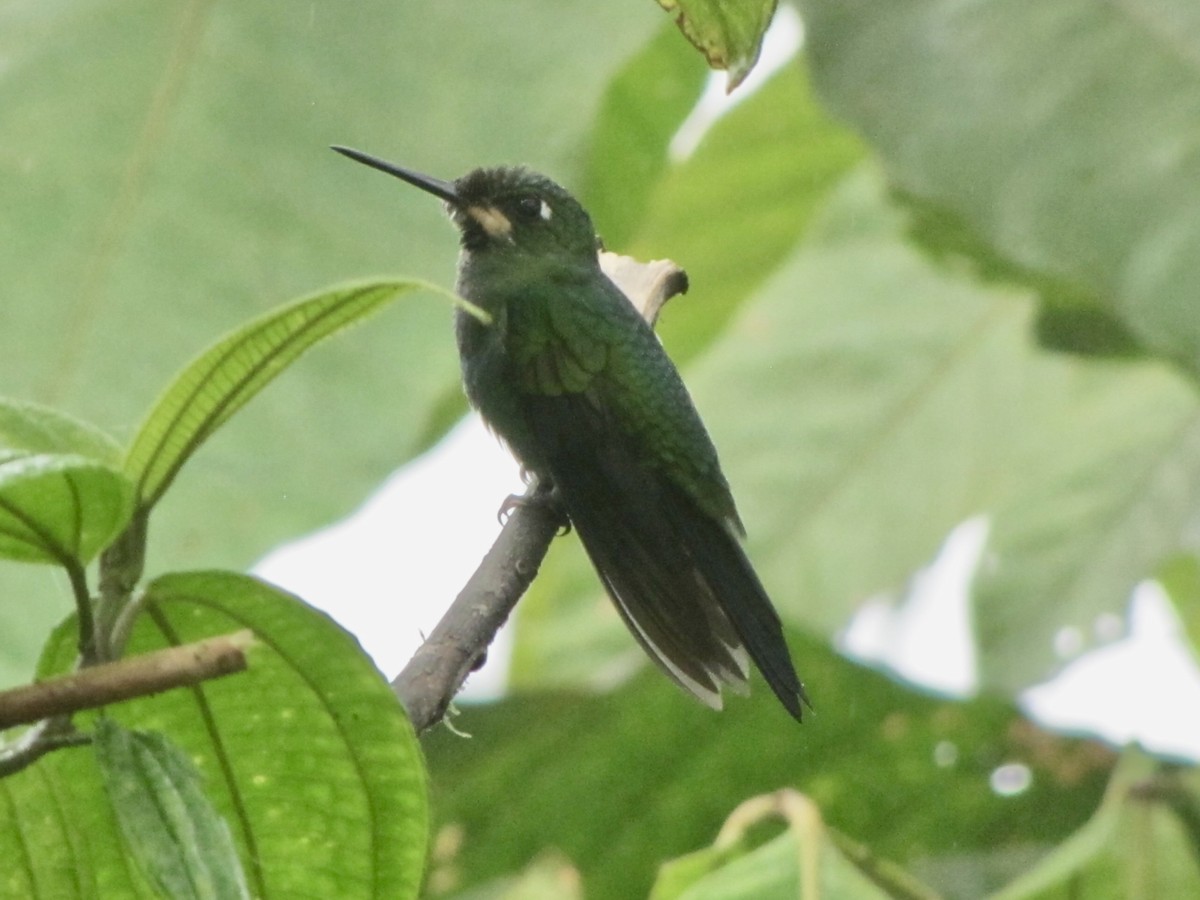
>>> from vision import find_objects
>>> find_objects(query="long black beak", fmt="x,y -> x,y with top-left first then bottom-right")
331,145 -> 460,205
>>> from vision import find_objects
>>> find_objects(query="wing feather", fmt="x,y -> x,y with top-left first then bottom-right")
525,391 -> 804,717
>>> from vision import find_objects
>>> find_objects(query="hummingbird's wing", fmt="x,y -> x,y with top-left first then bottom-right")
515,277 -> 805,718
524,389 -> 749,706
524,387 -> 803,717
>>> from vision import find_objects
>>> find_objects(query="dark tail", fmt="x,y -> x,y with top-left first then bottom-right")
528,394 -> 807,719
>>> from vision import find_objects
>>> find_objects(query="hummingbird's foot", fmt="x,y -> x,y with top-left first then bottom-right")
496,493 -> 523,523
497,480 -> 570,534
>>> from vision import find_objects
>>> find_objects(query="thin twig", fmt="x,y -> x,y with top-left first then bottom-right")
0,717 -> 90,778
0,629 -> 256,731
391,483 -> 565,733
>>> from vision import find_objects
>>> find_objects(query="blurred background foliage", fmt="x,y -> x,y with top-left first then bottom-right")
3,0 -> 1200,896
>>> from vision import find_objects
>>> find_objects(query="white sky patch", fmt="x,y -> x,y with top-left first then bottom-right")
668,4 -> 805,162
1021,582 -> 1200,761
253,415 -> 523,701
840,516 -> 987,697
843,517 -> 1200,762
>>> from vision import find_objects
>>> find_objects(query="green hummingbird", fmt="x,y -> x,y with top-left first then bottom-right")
333,145 -> 807,720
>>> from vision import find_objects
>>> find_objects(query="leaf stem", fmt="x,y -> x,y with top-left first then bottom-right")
64,556 -> 98,665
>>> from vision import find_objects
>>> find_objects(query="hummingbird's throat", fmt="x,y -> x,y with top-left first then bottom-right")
465,205 -> 513,240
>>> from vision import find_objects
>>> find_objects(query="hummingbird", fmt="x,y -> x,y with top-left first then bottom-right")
333,145 -> 807,720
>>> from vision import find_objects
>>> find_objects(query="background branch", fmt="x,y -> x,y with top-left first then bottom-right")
0,629 -> 255,731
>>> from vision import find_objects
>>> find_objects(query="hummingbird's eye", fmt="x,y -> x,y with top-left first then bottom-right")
516,196 -> 552,222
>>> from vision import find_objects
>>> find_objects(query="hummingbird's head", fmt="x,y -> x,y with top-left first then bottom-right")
332,146 -> 600,262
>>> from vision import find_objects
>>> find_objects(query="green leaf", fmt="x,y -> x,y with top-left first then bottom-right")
426,630 -> 1113,899
0,453 -> 134,565
897,192 -> 1145,360
2,0 -> 663,579
0,404 -> 127,682
125,279 -> 434,511
799,0 -> 1200,370
581,23 -> 708,249
630,61 -> 865,363
651,792 -> 935,899
707,170 -> 1200,690
990,752 -> 1200,899
94,718 -> 250,900
656,0 -> 778,90
4,571 -> 428,898
0,398 -> 123,465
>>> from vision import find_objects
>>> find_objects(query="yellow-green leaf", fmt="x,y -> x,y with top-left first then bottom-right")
657,0 -> 778,90
125,279 -> 439,511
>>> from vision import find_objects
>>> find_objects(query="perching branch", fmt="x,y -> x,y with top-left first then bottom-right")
391,482 -> 565,733
391,252 -> 687,734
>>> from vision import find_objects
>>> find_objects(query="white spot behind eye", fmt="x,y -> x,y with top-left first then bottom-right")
539,200 -> 552,220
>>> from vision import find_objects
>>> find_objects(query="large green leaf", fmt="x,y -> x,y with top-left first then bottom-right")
425,630 -> 1112,900
628,61 -> 866,362
2,571 -> 428,898
1,0 -> 663,577
0,0 -> 665,691
696,171 -> 1200,690
581,24 -> 708,249
799,0 -> 1200,370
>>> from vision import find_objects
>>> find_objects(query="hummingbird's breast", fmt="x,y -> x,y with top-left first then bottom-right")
454,297 -> 548,474
452,250 -> 608,475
